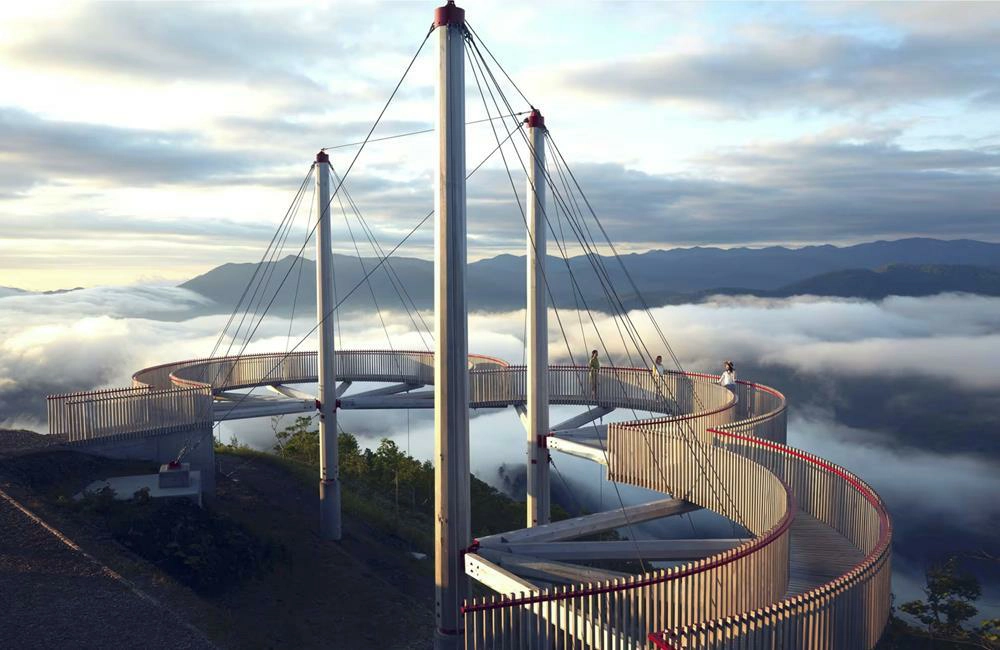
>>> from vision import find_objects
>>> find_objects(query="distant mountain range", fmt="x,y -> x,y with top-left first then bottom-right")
0,286 -> 84,299
177,238 -> 1000,315
771,263 -> 1000,299
626,263 -> 1000,307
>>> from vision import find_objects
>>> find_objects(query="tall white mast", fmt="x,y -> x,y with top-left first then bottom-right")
433,2 -> 470,648
525,109 -> 551,527
314,151 -> 341,541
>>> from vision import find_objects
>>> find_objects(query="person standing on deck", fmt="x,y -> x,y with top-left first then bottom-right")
652,354 -> 667,401
652,355 -> 666,377
719,360 -> 737,395
588,349 -> 600,398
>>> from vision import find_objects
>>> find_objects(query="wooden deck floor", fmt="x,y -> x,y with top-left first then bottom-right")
785,512 -> 864,597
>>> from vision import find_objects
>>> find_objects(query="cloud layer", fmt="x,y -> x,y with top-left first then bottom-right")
5,289 -> 999,422
556,19 -> 1000,115
2,286 -> 997,609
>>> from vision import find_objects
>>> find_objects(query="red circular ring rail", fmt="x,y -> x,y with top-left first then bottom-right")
646,428 -> 893,649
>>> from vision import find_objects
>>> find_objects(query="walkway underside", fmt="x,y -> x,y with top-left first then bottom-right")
47,350 -> 891,649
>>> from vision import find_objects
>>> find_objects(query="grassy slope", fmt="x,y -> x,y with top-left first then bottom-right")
0,433 -> 556,650
0,448 -> 436,649
207,448 -> 435,649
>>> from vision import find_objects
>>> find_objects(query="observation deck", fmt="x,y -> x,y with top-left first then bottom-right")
47,349 -> 892,649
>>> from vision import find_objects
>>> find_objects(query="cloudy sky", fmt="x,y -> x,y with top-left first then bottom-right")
2,1 -> 999,290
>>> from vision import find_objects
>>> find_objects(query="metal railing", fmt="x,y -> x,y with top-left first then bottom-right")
461,375 -> 787,649
48,385 -> 212,443
65,351 -> 488,441
650,429 -> 892,649
58,352 -> 738,448
54,349 -> 888,649
134,352 -> 708,415
143,350 -> 500,394
463,441 -> 793,648
723,381 -> 787,444
461,370 -> 889,650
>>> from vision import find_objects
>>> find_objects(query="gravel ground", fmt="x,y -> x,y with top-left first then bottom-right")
0,429 -> 65,456
0,488 -> 216,650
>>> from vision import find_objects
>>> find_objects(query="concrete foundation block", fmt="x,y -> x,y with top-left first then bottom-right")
159,462 -> 191,488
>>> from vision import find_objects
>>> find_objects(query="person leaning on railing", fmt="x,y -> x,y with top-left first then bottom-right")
588,349 -> 600,398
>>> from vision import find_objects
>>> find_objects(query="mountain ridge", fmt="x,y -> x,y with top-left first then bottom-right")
177,238 -> 1000,314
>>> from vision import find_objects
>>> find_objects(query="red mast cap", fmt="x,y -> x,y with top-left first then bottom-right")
434,0 -> 465,27
316,150 -> 329,163
527,108 -> 544,128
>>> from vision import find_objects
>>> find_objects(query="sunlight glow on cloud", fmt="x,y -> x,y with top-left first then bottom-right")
0,2 -> 998,290
3,288 -> 998,427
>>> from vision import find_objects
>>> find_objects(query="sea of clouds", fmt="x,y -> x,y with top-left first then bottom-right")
4,288 -> 999,408
1,287 -> 997,610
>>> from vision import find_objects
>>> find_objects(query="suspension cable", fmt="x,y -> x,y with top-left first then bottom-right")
465,22 -> 532,107
328,164 -> 434,350
214,166 -> 314,386
549,455 -> 585,518
545,140 -> 743,527
211,119 -> 525,426
338,183 -> 396,352
207,167 -> 313,361
322,112 -> 528,150
465,31 -> 747,535
467,37 -> 652,569
461,35 -> 748,627
207,26 -> 434,393
287,182 -> 317,351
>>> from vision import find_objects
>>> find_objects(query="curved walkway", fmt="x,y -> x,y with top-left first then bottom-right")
47,350 -> 892,649
786,512 -> 864,597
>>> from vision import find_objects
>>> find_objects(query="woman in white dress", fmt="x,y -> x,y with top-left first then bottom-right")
719,360 -> 737,394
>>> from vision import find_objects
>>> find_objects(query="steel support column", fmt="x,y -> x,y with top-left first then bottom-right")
314,151 -> 341,540
433,2 -> 470,648
525,108 -> 550,527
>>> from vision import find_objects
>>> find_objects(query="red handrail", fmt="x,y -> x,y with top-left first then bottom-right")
460,477 -> 795,614
646,428 -> 893,649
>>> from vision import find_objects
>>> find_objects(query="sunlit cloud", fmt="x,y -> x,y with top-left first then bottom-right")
0,2 -> 998,290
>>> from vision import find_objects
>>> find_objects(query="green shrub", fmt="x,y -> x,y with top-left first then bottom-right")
879,556 -> 1000,649
271,418 -> 571,541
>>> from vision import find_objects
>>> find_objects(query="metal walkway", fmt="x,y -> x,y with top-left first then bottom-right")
785,511 -> 865,597
48,350 -> 892,649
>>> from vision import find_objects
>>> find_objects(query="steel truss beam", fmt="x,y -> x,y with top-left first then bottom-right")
478,548 -> 629,584
269,384 -> 315,401
546,435 -> 610,465
339,396 -> 434,409
550,424 -> 607,440
478,497 -> 700,546
345,381 -> 421,399
551,405 -> 614,433
213,396 -> 313,421
484,539 -> 745,562
465,554 -> 632,649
